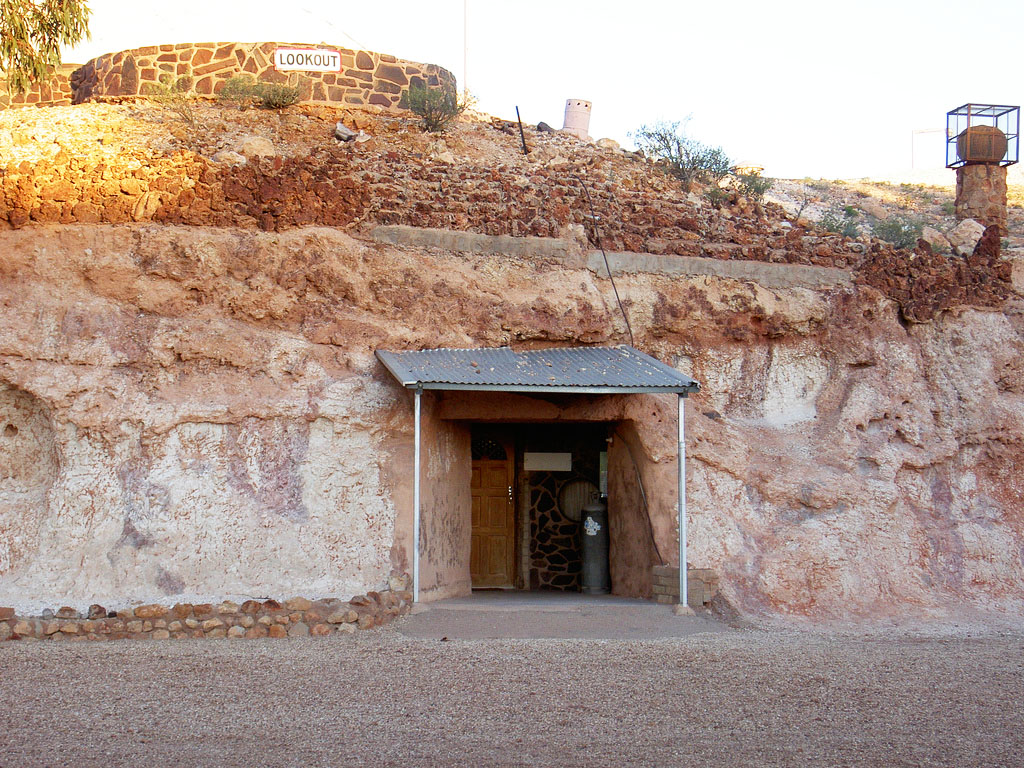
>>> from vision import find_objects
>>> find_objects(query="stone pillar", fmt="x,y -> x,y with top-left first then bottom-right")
955,163 -> 1008,235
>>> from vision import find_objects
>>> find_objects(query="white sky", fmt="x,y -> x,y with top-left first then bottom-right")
64,0 -> 1023,179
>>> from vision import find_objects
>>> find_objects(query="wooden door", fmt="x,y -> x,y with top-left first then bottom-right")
470,439 -> 514,588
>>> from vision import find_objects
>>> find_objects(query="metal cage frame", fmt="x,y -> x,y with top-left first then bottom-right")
946,103 -> 1020,168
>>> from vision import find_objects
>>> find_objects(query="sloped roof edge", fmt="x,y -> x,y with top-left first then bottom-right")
375,345 -> 700,395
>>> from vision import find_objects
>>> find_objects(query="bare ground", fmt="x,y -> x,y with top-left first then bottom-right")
1,622 -> 1022,767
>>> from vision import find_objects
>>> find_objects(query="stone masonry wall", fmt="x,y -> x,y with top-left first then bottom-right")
0,64 -> 77,109
0,43 -> 454,111
0,573 -> 412,642
956,163 -> 1008,235
651,566 -> 719,608
69,42 -> 455,108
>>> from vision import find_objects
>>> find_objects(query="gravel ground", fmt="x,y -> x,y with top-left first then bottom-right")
2,620 -> 1023,767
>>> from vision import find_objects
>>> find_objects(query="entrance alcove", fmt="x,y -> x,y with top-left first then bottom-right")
377,345 -> 700,604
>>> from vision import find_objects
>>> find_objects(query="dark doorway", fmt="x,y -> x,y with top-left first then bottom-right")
471,423 -> 611,593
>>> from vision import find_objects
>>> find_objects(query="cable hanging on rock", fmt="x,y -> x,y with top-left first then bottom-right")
572,174 -> 635,348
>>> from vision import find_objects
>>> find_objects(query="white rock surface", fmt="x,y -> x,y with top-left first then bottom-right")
948,218 -> 986,256
235,136 -> 276,158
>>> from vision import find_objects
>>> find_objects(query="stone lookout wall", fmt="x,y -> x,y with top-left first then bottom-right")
2,42 -> 455,110
0,64 -> 77,109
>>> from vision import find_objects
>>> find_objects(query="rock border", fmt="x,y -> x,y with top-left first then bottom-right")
0,575 -> 413,642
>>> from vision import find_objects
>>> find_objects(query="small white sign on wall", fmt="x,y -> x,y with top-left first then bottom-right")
274,48 -> 343,72
523,452 -> 572,472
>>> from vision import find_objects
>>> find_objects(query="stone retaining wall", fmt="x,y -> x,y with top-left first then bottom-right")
1,42 -> 454,111
0,575 -> 412,642
652,565 -> 719,608
70,41 -> 455,108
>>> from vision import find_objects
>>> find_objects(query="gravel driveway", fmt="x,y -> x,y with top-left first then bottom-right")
2,613 -> 1023,768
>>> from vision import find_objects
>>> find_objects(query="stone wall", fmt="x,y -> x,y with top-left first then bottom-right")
0,575 -> 412,642
651,566 -> 719,608
0,64 -> 76,109
69,42 -> 454,108
0,43 -> 454,111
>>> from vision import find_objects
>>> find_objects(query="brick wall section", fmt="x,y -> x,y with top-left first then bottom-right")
68,42 -> 455,109
652,565 -> 719,608
0,575 -> 413,642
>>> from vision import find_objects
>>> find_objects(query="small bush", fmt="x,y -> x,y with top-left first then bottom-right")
217,75 -> 300,110
941,201 -> 956,215
873,215 -> 924,249
218,75 -> 259,108
144,72 -> 196,124
820,207 -> 860,238
257,82 -> 300,109
733,172 -> 773,202
403,83 -> 464,133
631,121 -> 731,191
704,186 -> 730,206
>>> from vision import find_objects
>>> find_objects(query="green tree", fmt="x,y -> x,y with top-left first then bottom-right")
1,0 -> 90,94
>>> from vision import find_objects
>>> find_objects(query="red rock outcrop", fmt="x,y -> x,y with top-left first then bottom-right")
0,103 -> 1012,323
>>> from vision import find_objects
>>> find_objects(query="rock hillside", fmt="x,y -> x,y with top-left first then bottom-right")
1,100 -> 1023,623
1,101 -> 1015,322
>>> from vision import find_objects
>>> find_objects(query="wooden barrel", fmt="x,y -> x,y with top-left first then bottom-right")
956,125 -> 1008,163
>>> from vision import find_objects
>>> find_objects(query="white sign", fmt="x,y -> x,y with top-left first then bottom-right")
274,48 -> 342,73
523,452 -> 572,472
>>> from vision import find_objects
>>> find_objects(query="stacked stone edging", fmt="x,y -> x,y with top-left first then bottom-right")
0,576 -> 412,642
652,566 -> 719,608
69,41 -> 454,108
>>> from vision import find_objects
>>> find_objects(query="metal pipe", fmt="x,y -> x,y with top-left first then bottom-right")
516,106 -> 528,156
677,394 -> 688,610
413,386 -> 422,603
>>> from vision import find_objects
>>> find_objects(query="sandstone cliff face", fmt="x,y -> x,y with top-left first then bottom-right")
0,224 -> 1021,619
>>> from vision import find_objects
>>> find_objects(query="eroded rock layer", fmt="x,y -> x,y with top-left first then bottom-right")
0,224 -> 1022,620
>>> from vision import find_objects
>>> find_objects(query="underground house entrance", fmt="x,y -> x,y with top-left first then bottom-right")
470,423 -> 612,594
375,345 -> 700,606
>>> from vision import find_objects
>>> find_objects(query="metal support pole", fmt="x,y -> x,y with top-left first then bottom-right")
677,394 -> 689,612
413,386 -> 422,603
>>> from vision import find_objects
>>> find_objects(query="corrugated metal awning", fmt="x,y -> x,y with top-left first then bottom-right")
375,345 -> 700,395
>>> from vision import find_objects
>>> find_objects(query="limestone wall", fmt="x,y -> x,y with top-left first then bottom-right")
0,42 -> 454,111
